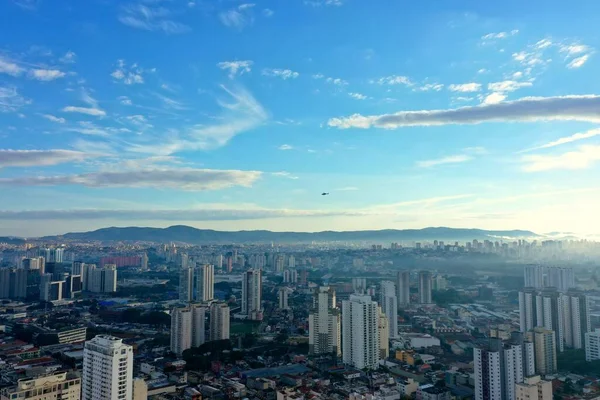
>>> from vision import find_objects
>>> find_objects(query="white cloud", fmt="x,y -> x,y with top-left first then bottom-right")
0,86 -> 30,112
487,80 -> 532,92
119,96 -> 133,105
328,95 -> 600,129
262,8 -> 274,17
417,83 -> 444,92
111,60 -> 145,84
312,73 -> 325,79
0,57 -> 25,76
0,149 -> 89,167
304,0 -> 344,6
522,145 -> 600,172
62,106 -> 106,117
348,92 -> 367,100
42,114 -> 66,123
482,92 -> 506,105
325,77 -> 348,86
59,51 -> 77,64
448,83 -> 481,92
217,60 -> 253,79
219,4 -> 256,30
560,44 -> 591,57
11,0 -> 40,10
118,3 -> 190,34
272,171 -> 299,179
375,75 -> 412,86
153,92 -> 187,110
567,54 -> 590,69
522,128 -> 600,152
0,168 -> 262,191
262,68 -> 299,80
535,39 -> 553,49
28,69 -> 66,81
417,154 -> 472,168
278,144 -> 293,150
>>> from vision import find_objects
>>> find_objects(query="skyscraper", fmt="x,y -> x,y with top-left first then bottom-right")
179,266 -> 193,302
195,264 -> 214,302
535,288 -> 564,352
533,327 -> 557,375
396,271 -> 410,306
418,271 -> 432,304
190,304 -> 207,348
309,286 -> 341,357
546,267 -> 574,292
209,302 -> 230,341
378,307 -> 390,360
561,290 -> 590,349
518,288 -> 538,332
503,343 -> 524,400
242,268 -> 263,320
474,340 -> 502,400
379,281 -> 398,339
342,294 -> 380,370
352,277 -> 367,294
88,264 -> 117,293
278,287 -> 291,310
83,335 -> 133,400
170,307 -> 192,356
524,265 -> 544,288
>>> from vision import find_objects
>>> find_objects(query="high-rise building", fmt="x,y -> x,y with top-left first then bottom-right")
585,329 -> 600,361
418,271 -> 432,304
170,307 -> 192,356
190,304 -> 206,348
342,294 -> 380,370
83,335 -> 133,400
524,265 -> 544,288
533,327 -> 557,375
283,269 -> 298,284
503,343 -> 524,400
378,307 -> 389,360
88,264 -> 117,293
535,289 -> 564,352
0,268 -> 10,299
379,281 -> 398,339
309,286 -> 341,356
396,271 -> 410,306
195,264 -> 214,302
474,340 -> 502,400
562,290 -> 590,349
40,274 -> 64,302
242,269 -> 263,320
518,288 -> 538,332
179,266 -> 193,302
278,287 -> 291,310
0,372 -> 81,400
352,278 -> 367,294
515,376 -> 552,400
54,248 -> 64,263
511,332 -> 536,378
209,302 -> 230,341
10,268 -> 28,299
288,255 -> 296,269
546,267 -> 574,292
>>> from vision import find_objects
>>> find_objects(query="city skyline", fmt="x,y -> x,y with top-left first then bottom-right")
0,2 -> 599,237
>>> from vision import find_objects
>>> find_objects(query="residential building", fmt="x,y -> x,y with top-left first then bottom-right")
535,288 -> 564,352
397,271 -> 410,306
474,340 -> 502,400
190,304 -> 206,347
82,335 -> 133,400
278,287 -> 291,310
562,290 -> 590,349
379,307 -> 390,360
209,302 -> 230,341
533,327 -> 557,375
524,265 -> 544,289
342,294 -> 380,370
309,286 -> 341,356
88,264 -> 117,293
518,288 -> 537,332
179,266 -> 193,302
195,264 -> 214,302
515,376 -> 552,400
379,280 -> 398,339
585,329 -> 600,361
418,271 -> 432,304
546,267 -> 574,292
283,269 -> 298,284
352,278 -> 367,294
417,385 -> 451,400
170,307 -> 192,356
0,371 -> 81,400
242,268 -> 263,320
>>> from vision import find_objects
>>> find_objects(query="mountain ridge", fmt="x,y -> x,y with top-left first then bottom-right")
41,225 -> 540,244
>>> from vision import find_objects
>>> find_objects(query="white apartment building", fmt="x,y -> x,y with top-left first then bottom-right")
397,271 -> 410,305
379,280 -> 398,339
170,307 -> 192,356
342,294 -> 380,370
195,264 -> 214,302
309,286 -> 341,356
585,329 -> 600,361
209,302 -> 230,341
474,346 -> 502,400
82,335 -> 133,400
179,266 -> 193,302
88,264 -> 117,293
0,372 -> 81,400
278,287 -> 291,310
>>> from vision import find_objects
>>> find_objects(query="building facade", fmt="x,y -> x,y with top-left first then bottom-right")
397,271 -> 410,306
242,268 -> 263,320
82,335 -> 133,400
309,286 -> 341,357
379,280 -> 398,339
418,271 -> 432,304
209,302 -> 230,341
342,294 -> 380,370
0,372 -> 81,400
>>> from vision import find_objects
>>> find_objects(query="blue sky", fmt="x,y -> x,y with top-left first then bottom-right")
1,0 -> 600,237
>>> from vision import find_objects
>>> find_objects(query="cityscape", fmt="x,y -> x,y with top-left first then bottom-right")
2,233 -> 600,400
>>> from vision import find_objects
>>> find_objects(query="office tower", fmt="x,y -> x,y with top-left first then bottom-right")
519,288 -> 538,332
80,263 -> 96,291
88,265 -> 117,293
309,286 -> 341,356
0,372 -> 81,400
195,264 -> 214,302
54,248 -> 64,263
22,257 -> 43,271
379,281 -> 398,339
535,289 -> 564,352
585,329 -> 600,361
40,274 -> 64,301
352,278 -> 367,294
515,376 -> 552,400
283,269 -> 298,284
474,340 -> 502,400
562,290 -> 590,349
10,268 -> 27,299
64,274 -> 82,299
524,265 -> 544,288
533,327 -> 557,375
378,307 -> 390,360
278,287 -> 291,310
209,302 -> 230,341
418,271 -> 432,304
179,266 -> 193,302
170,307 -> 192,355
0,268 -> 10,298
288,255 -> 295,268
397,271 -> 410,306
83,335 -> 133,400
242,269 -> 263,320
342,294 -> 380,370
546,267 -> 574,292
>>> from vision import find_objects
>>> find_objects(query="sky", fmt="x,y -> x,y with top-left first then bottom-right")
1,0 -> 600,237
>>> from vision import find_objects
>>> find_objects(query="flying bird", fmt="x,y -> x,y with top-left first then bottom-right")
321,192 -> 329,196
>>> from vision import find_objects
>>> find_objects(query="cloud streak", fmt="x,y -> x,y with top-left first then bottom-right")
118,3 -> 190,34
0,149 -> 89,167
328,95 -> 600,129
62,106 -> 106,116
520,128 -> 600,153
416,154 -> 472,168
217,60 -> 253,79
522,145 -> 600,172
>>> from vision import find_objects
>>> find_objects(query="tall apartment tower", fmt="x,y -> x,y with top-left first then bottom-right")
170,307 -> 192,356
309,286 -> 341,357
503,343 -> 524,400
418,271 -> 432,304
88,264 -> 117,293
474,340 -> 503,400
242,268 -> 263,320
342,294 -> 380,370
546,267 -> 575,292
195,264 -> 214,302
179,266 -> 193,302
535,288 -> 564,352
524,265 -> 544,288
533,327 -> 557,375
396,271 -> 410,306
82,335 -> 133,400
561,290 -> 590,349
518,288 -> 538,332
378,307 -> 390,360
209,302 -> 230,341
190,304 -> 206,347
352,278 -> 367,294
379,281 -> 398,339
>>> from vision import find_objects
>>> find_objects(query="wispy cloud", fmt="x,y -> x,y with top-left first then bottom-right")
278,144 -> 293,150
217,60 -> 253,79
522,145 -> 600,172
118,96 -> 133,105
272,171 -> 299,179
152,92 -> 187,110
0,168 -> 262,191
348,92 -> 367,100
118,3 -> 190,34
325,77 -> 348,86
62,106 -> 106,117
304,0 -> 344,6
481,29 -> 519,41
262,8 -> 274,17
487,80 -> 532,92
448,83 -> 481,92
0,56 -> 25,76
373,75 -> 412,86
262,68 -> 299,80
219,4 -> 255,30
111,59 -> 148,85
328,95 -> 600,129
59,51 -> 77,64
0,149 -> 89,167
416,83 -> 444,92
28,69 -> 66,81
0,86 -> 30,112
416,154 -> 472,168
520,128 -> 600,153
11,0 -> 40,10
42,114 -> 66,123
567,55 -> 590,69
